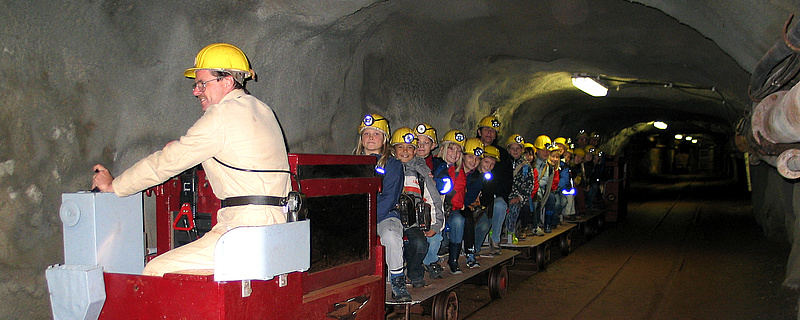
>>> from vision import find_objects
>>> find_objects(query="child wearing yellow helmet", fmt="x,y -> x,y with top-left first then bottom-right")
432,129 -> 467,274
415,123 -> 438,171
391,127 -> 444,285
354,114 -> 412,302
506,134 -> 538,243
460,138 -> 487,268
531,134 -> 561,234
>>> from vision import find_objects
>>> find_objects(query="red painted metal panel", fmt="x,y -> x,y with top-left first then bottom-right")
113,154 -> 386,319
288,153 -> 377,166
100,272 -> 305,319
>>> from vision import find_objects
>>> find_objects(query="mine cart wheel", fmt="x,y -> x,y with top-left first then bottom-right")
535,243 -> 551,271
584,222 -> 596,240
596,214 -> 606,231
432,291 -> 458,320
488,264 -> 509,300
559,232 -> 572,256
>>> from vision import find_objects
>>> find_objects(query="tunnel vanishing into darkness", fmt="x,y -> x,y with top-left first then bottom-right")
2,0 -> 800,318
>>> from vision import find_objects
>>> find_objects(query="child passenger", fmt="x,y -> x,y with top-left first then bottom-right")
413,123 -> 446,279
518,143 -> 539,238
390,127 -> 443,287
415,123 -> 438,171
474,146 -> 500,255
506,134 -> 537,244
462,138 -> 489,268
432,130 -> 467,274
353,114 -> 410,302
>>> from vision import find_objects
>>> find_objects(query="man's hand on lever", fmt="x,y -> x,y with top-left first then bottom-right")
92,164 -> 115,193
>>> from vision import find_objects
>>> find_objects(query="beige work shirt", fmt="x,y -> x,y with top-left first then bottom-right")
112,89 -> 291,275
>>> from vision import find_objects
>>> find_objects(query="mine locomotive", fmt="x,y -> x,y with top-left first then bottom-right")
48,154 -> 387,319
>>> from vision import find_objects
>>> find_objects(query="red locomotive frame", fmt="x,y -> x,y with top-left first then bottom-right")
99,154 -> 387,319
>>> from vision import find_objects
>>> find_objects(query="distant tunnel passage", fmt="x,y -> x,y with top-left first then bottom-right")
466,176 -> 796,320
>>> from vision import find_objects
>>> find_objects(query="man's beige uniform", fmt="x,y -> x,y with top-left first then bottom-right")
112,89 -> 290,276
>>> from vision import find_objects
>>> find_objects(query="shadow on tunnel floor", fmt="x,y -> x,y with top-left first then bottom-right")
628,173 -> 750,202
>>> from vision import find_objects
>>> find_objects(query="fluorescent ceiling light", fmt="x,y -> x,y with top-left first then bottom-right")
653,121 -> 668,130
674,134 -> 683,140
572,74 -> 608,97
691,139 -> 698,144
685,136 -> 692,141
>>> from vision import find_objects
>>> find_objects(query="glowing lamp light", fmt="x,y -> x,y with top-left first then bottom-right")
572,74 -> 608,97
691,139 -> 698,144
674,134 -> 683,140
439,177 -> 452,194
685,136 -> 692,141
484,172 -> 493,180
653,121 -> 668,130
375,166 -> 385,175
562,188 -> 576,195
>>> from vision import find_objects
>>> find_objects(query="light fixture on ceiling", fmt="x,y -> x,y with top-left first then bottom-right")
685,136 -> 693,141
691,139 -> 698,144
572,73 -> 608,97
674,134 -> 683,140
653,121 -> 668,130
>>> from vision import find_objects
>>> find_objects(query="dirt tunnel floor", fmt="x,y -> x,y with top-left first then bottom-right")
443,176 -> 798,320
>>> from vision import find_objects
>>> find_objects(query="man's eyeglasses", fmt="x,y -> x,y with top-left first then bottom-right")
192,77 -> 222,92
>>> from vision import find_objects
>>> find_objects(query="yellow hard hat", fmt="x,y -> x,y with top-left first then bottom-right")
415,123 -> 438,142
572,148 -> 585,157
554,137 -> 568,146
584,145 -> 597,154
523,142 -> 535,151
576,130 -> 589,139
506,134 -> 524,148
442,130 -> 467,147
533,135 -> 552,150
478,116 -> 501,130
184,43 -> 254,79
359,114 -> 390,136
391,127 -> 418,146
463,138 -> 485,157
484,146 -> 501,161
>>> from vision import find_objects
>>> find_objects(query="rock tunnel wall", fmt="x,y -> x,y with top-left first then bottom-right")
0,0 -> 793,318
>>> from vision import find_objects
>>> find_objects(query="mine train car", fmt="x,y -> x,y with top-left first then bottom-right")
46,153 -> 627,320
49,154 -> 388,319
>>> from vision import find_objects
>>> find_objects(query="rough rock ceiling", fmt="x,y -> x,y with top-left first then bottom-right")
349,0 -> 771,152
2,1 -> 799,318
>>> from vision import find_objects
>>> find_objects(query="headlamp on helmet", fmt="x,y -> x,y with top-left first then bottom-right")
442,130 -> 467,147
478,116 -> 501,130
463,138 -> 485,157
364,115 -> 375,126
533,135 -> 552,150
415,123 -> 438,142
359,113 -> 389,135
506,134 -> 525,148
390,127 -> 418,146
